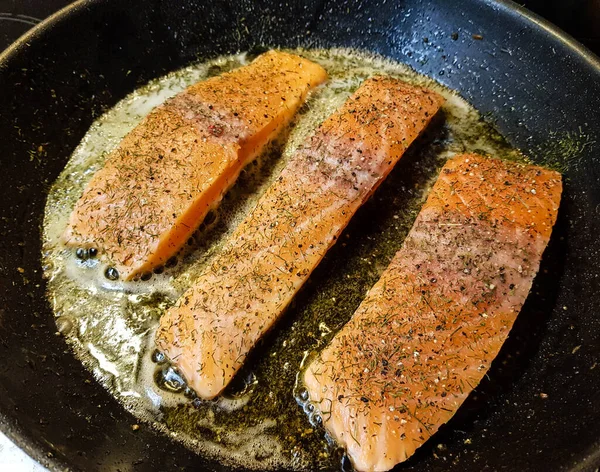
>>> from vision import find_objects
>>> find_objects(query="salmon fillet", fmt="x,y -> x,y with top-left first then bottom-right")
156,76 -> 445,399
62,51 -> 327,280
303,153 -> 562,472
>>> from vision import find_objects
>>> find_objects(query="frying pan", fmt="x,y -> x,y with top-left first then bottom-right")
1,0 -> 599,470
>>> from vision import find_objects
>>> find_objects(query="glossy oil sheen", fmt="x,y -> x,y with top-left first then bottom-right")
42,48 -> 521,471
0,1 -> 599,471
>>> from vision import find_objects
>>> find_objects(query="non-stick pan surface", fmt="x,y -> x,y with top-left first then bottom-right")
0,0 -> 599,470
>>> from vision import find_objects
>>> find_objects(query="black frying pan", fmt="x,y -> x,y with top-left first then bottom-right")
1,0 -> 599,470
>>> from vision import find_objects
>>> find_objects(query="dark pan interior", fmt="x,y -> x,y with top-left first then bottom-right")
0,0 -> 599,470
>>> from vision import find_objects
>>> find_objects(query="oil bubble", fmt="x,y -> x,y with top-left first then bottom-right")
155,365 -> 186,393
55,316 -> 73,335
105,267 -> 119,280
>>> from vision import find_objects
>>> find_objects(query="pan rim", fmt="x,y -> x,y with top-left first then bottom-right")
0,0 -> 599,471
489,0 -> 600,70
0,0 -> 599,71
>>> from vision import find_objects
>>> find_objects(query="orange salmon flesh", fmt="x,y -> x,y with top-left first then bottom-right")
303,153 -> 562,472
156,76 -> 445,399
62,51 -> 327,280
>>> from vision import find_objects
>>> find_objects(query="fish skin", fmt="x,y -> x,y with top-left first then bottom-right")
156,76 -> 445,400
62,51 -> 327,280
303,153 -> 562,472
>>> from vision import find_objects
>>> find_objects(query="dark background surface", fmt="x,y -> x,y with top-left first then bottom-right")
1,0 -> 600,55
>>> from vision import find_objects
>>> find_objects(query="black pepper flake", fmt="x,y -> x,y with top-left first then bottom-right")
208,123 -> 224,137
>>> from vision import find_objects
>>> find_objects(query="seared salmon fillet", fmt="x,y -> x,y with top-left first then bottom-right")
156,76 -> 445,399
303,153 -> 562,472
62,51 -> 327,280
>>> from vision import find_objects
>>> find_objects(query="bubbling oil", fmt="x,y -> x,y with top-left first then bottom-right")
42,48 -> 522,471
